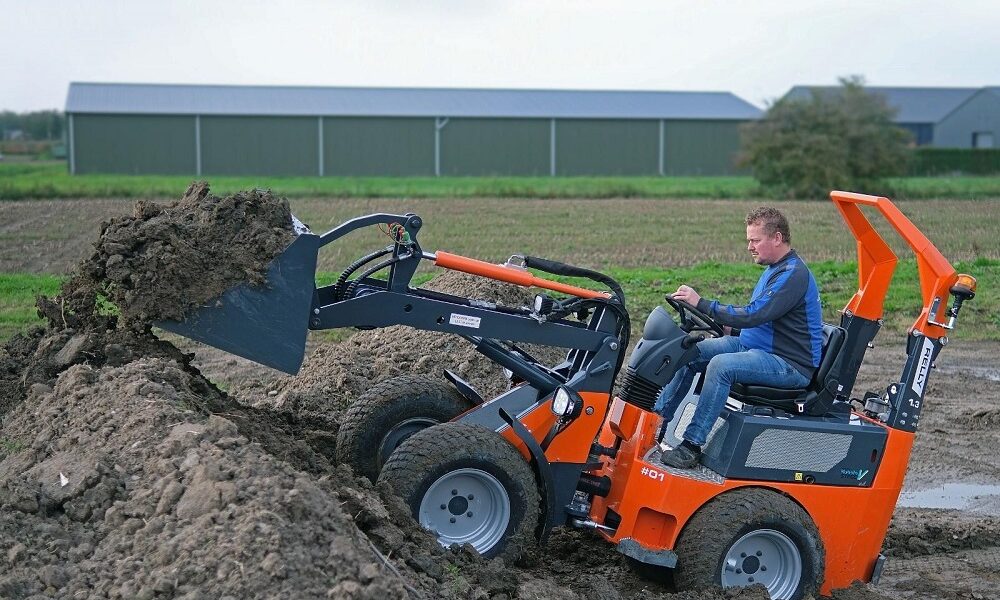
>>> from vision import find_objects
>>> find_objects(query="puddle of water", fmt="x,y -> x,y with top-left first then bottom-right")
898,483 -> 1000,512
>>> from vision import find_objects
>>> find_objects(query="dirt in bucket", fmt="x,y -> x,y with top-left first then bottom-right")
55,181 -> 295,328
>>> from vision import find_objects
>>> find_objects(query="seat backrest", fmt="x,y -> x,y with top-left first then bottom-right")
812,323 -> 846,390
727,323 -> 848,417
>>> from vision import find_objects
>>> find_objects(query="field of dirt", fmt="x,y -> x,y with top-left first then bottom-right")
1,192 -> 999,599
2,196 -> 998,274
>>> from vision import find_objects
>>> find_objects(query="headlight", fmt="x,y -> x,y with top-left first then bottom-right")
533,293 -> 554,315
551,386 -> 583,418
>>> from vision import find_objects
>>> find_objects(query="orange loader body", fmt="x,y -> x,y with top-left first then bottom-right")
488,191 -> 971,596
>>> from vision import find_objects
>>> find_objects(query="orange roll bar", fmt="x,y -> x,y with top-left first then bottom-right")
434,251 -> 611,300
830,191 -> 957,337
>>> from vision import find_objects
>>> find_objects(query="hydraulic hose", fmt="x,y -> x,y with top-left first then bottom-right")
335,246 -> 394,301
523,256 -> 625,306
343,255 -> 402,300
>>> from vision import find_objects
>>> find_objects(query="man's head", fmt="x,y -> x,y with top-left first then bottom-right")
745,206 -> 791,265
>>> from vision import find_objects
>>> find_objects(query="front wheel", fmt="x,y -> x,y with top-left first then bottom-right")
673,488 -> 824,600
378,422 -> 540,559
336,375 -> 474,482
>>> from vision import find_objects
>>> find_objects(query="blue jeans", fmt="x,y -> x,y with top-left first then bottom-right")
653,336 -> 810,447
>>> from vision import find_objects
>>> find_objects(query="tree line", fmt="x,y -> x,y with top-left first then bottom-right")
740,76 -> 911,198
1,110 -> 65,141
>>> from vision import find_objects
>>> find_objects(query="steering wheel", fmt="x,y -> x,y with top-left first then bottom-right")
665,296 -> 725,338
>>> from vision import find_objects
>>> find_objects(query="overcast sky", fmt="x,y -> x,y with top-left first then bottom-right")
4,0 -> 998,112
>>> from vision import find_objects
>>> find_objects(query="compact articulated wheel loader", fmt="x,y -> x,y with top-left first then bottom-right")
160,191 -> 976,599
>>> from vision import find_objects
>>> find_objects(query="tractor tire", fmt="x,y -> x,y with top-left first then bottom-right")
378,421 -> 540,560
336,375 -> 474,482
673,487 -> 824,600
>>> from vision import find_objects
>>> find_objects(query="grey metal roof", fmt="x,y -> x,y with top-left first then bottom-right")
66,82 -> 761,120
783,86 -> 981,123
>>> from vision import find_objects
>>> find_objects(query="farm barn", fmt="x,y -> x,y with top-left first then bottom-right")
64,82 -> 761,176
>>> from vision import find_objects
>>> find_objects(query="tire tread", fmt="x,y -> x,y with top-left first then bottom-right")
674,487 -> 824,600
379,422 -> 541,559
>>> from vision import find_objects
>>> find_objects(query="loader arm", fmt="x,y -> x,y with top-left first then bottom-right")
310,213 -> 625,397
161,212 -> 627,385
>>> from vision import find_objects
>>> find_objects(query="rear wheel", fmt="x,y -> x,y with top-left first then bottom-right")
378,422 -> 540,559
336,375 -> 474,482
673,488 -> 824,600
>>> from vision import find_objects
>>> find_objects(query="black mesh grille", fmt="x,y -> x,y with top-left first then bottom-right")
619,367 -> 662,411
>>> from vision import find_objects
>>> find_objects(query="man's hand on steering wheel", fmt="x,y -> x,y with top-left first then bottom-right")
671,284 -> 701,307
665,287 -> 725,338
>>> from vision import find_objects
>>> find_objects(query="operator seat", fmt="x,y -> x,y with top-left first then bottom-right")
728,324 -> 847,416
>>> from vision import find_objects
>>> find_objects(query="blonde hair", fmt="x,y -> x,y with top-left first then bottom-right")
746,206 -> 791,244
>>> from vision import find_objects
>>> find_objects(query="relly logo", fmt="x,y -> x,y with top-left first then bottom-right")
840,468 -> 870,481
911,337 -> 934,396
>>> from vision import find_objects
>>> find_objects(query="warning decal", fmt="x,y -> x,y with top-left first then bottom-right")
449,313 -> 482,329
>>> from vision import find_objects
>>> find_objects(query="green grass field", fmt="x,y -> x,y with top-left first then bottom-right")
4,258 -> 995,342
5,162 -> 1000,200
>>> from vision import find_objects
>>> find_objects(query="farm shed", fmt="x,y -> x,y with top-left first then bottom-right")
64,82 -> 761,176
783,85 -> 1000,148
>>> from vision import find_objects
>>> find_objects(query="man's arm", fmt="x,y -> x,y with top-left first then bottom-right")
696,265 -> 808,328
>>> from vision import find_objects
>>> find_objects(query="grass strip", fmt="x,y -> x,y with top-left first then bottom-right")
0,273 -> 62,338
5,163 -> 1000,200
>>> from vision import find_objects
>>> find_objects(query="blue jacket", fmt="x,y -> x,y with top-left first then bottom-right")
696,250 -> 824,378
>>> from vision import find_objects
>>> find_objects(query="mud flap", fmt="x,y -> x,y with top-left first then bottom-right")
871,553 -> 887,585
157,229 -> 320,374
617,538 -> 678,568
499,407 -> 557,544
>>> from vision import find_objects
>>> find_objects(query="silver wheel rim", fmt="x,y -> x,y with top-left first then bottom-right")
418,468 -> 511,554
721,528 -> 803,600
377,417 -> 438,468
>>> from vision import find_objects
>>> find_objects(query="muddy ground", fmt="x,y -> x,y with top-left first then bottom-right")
2,192 -> 999,599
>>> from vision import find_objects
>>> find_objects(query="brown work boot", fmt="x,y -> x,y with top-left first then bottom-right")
661,440 -> 701,469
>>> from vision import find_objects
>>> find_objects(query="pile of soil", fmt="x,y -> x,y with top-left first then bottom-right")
0,317 -> 783,600
56,182 -> 295,326
0,269 -> 549,598
235,269 -> 567,438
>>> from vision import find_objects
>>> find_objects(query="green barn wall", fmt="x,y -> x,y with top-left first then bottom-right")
323,117 -> 434,176
70,112 -> 752,177
201,116 -> 318,176
72,114 -> 195,174
440,118 -> 550,175
663,120 -> 743,175
555,119 -> 659,175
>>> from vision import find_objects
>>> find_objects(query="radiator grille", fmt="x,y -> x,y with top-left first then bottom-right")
619,367 -> 661,411
745,430 -> 851,471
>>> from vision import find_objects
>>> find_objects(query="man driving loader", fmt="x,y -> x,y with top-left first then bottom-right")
655,206 -> 824,469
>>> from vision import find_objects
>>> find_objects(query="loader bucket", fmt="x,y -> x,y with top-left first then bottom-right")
157,225 -> 320,375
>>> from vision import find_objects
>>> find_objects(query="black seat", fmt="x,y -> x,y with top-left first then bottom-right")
729,324 -> 847,416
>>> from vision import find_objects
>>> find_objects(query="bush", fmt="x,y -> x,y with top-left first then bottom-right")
910,148 -> 1000,175
740,76 -> 912,198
